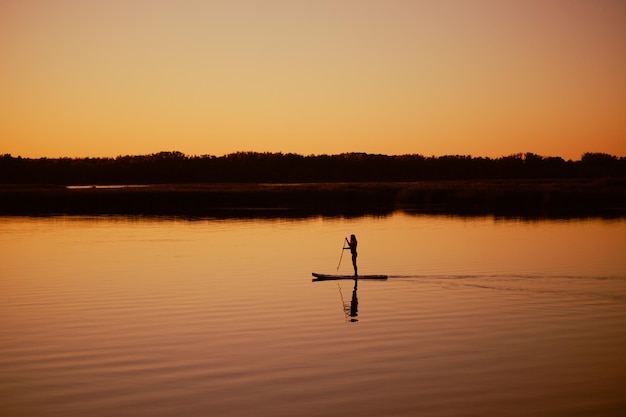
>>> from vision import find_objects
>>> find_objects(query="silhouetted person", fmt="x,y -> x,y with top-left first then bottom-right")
349,278 -> 359,322
344,234 -> 358,276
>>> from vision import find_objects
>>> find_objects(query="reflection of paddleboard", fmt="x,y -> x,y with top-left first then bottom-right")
312,272 -> 388,281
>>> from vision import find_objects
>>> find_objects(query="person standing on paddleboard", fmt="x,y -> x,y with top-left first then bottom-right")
344,234 -> 358,276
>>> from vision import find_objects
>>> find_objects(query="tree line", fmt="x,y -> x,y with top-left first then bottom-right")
1,151 -> 624,184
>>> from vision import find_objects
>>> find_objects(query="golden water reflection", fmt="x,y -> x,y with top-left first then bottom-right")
1,214 -> 625,417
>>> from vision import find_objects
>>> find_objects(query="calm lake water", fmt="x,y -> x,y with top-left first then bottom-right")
1,213 -> 625,417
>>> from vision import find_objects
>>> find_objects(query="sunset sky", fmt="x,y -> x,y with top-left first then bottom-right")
1,0 -> 625,159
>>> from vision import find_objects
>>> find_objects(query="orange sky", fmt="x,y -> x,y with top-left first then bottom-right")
1,0 -> 625,160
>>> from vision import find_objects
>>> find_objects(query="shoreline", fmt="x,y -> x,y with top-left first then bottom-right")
1,179 -> 625,219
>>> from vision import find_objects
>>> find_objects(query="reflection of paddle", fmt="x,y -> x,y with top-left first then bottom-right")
337,282 -> 348,321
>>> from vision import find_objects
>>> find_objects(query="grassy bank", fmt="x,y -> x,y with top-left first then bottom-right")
1,179 -> 625,218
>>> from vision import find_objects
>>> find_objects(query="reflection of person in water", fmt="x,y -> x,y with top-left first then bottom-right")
349,279 -> 358,322
344,234 -> 358,276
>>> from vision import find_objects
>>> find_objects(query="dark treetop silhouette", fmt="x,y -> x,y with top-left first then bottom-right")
1,151 -> 625,184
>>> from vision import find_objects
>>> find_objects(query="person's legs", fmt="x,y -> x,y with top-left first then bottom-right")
352,254 -> 358,276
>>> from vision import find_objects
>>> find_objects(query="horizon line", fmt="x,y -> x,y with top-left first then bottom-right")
3,150 -> 624,162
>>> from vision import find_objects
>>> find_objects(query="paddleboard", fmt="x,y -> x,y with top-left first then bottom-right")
312,272 -> 388,281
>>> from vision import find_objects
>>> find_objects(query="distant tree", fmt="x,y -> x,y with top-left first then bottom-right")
580,153 -> 621,177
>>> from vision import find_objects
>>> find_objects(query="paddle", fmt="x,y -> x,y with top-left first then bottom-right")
337,240 -> 348,271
